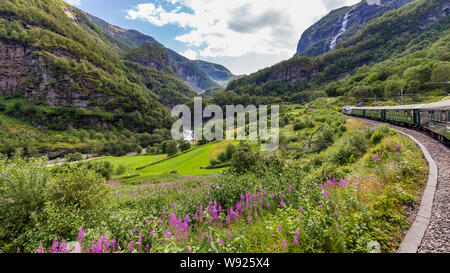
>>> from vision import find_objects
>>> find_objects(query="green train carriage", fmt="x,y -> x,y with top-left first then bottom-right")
345,100 -> 450,144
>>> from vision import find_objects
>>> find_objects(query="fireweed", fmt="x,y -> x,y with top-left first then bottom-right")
30,129 -> 423,253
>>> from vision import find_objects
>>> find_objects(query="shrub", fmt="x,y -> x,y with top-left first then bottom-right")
48,166 -> 106,211
217,152 -> 228,163
146,146 -> 157,154
116,164 -> 126,175
0,155 -> 51,252
225,144 -> 237,160
163,141 -> 178,157
64,152 -> 83,162
179,141 -> 191,151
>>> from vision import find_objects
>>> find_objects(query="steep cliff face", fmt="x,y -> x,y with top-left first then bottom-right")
296,0 -> 414,57
0,41 -> 111,108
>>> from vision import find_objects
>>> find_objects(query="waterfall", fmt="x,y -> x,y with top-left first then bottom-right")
329,11 -> 351,51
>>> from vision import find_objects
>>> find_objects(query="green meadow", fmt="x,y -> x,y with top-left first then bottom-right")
94,140 -> 239,182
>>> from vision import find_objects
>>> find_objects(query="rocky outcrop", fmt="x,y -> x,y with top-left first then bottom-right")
0,40 -> 113,108
295,0 -> 414,57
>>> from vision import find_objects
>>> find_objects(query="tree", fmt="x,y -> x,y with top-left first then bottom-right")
384,79 -> 405,98
351,85 -> 373,100
407,80 -> 421,94
164,141 -> 178,157
431,63 -> 450,83
179,140 -> 191,151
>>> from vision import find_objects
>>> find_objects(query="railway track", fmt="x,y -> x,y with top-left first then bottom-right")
352,117 -> 450,253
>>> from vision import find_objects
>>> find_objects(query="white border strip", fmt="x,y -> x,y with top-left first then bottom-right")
396,131 -> 438,253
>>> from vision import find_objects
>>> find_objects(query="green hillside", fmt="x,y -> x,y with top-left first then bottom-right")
222,0 -> 449,105
0,0 -> 195,132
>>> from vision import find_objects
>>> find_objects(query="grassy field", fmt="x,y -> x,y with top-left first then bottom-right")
138,140 -> 238,176
93,140 -> 239,183
93,154 -> 167,172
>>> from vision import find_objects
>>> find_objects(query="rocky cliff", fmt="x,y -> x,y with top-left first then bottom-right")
0,40 -> 111,108
296,0 -> 414,57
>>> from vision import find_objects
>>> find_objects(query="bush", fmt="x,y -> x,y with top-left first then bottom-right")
116,164 -> 126,175
146,146 -> 157,154
0,155 -> 51,252
368,125 -> 393,145
225,144 -> 237,159
179,140 -> 191,152
217,152 -> 228,163
48,166 -> 106,211
55,161 -> 114,180
64,152 -> 83,162
33,165 -> 107,250
161,141 -> 178,157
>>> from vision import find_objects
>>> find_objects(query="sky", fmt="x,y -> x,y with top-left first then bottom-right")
65,0 -> 361,75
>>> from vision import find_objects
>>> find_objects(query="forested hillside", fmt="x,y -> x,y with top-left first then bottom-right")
0,0 -> 197,132
221,0 -> 449,106
296,0 -> 413,57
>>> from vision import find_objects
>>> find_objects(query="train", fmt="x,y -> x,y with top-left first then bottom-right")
342,100 -> 450,145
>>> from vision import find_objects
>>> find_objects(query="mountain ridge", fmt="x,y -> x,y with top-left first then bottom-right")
295,0 -> 414,57
84,11 -> 235,91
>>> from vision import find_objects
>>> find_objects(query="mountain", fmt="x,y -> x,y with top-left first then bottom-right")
0,0 -> 196,132
192,60 -> 237,85
85,12 -> 228,92
223,0 -> 449,104
83,12 -> 158,50
123,43 -> 219,92
296,0 -> 414,57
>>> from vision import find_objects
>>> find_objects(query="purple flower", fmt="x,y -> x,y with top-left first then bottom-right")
334,210 -> 338,217
36,244 -> 44,253
277,225 -> 282,232
282,240 -> 287,249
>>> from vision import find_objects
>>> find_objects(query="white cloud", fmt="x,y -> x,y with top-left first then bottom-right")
181,49 -> 198,60
64,0 -> 81,6
126,0 -> 360,73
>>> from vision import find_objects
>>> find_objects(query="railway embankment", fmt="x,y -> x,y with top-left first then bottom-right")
352,117 -> 449,253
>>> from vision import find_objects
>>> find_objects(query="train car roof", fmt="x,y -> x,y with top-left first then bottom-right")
349,99 -> 450,111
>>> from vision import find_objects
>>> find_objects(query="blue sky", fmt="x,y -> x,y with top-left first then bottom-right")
65,0 -> 361,75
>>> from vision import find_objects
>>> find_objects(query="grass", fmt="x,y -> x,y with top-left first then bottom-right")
138,140 -> 238,176
93,154 -> 167,172
93,140 -> 239,183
